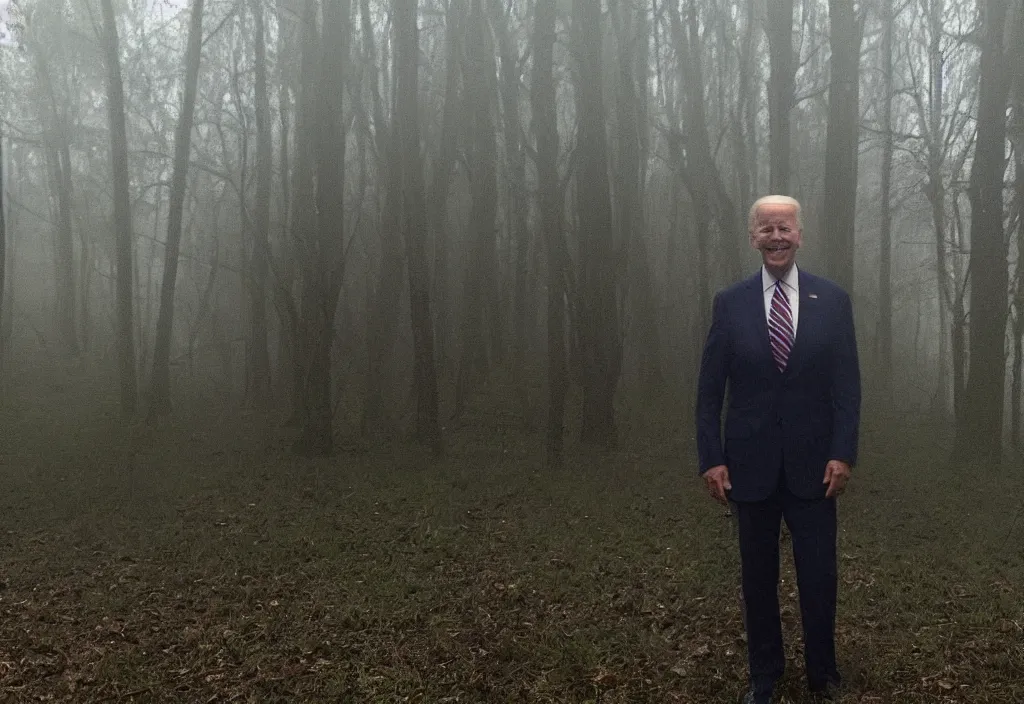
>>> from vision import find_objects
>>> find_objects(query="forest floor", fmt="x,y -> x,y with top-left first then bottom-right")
1,367 -> 1023,703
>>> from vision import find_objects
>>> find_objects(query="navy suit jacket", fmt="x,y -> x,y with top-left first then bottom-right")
696,269 -> 861,502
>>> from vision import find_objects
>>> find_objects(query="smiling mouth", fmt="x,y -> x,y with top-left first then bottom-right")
765,245 -> 790,252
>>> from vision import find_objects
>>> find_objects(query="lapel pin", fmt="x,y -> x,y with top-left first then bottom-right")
809,293 -> 818,299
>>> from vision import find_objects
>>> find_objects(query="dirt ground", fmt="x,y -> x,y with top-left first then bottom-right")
1,368 -> 1022,703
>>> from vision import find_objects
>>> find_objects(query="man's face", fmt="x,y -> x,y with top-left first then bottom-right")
750,203 -> 801,277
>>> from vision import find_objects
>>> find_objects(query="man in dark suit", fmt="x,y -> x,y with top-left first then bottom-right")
696,195 -> 861,704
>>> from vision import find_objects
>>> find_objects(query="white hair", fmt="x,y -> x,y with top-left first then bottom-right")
748,195 -> 803,231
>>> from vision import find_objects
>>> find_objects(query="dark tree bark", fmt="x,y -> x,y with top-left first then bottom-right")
428,0 -> 463,376
455,0 -> 500,418
735,0 -> 758,212
958,0 -> 1014,463
1012,3 -> 1024,450
766,0 -> 795,193
295,0 -> 351,455
876,0 -> 895,393
0,128 -> 5,375
361,0 -> 405,436
912,0 -> 965,420
273,0 -> 300,409
53,144 -> 78,357
611,0 -> 663,390
287,0 -> 321,431
490,0 -> 533,423
532,0 -> 567,465
149,0 -> 205,417
248,0 -> 273,405
572,0 -> 620,448
1012,5 -> 1024,448
100,0 -> 138,416
666,1 -> 743,316
1012,139 -> 1023,449
395,0 -> 442,453
823,0 -> 864,293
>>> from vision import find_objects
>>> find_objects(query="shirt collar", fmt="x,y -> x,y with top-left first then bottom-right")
762,264 -> 799,294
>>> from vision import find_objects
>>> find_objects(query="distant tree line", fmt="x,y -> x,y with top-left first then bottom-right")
0,0 -> 1022,463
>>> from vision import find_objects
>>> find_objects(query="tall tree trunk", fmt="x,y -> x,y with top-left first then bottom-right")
54,145 -> 78,356
532,0 -> 567,465
666,1 -> 743,295
766,0 -> 795,194
958,0 -> 1013,464
296,0 -> 350,455
275,0 -> 296,406
823,0 -> 863,293
735,0 -> 758,213
361,0 -> 404,436
1012,143 -> 1023,449
248,0 -> 273,405
395,0 -> 441,453
611,0 -> 662,390
1011,24 -> 1024,448
428,0 -> 463,378
288,0 -> 321,431
0,128 -> 5,376
455,0 -> 500,417
572,0 -> 620,449
31,47 -> 79,358
876,0 -> 894,395
491,0 -> 533,423
149,0 -> 205,417
100,0 -> 138,416
919,0 -> 956,418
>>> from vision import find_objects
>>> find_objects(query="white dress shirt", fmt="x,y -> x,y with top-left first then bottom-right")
761,265 -> 799,336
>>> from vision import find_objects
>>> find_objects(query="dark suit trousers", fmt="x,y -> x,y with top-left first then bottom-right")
734,482 -> 839,694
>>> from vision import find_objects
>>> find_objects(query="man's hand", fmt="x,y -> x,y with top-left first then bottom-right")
703,465 -> 732,505
823,459 -> 851,498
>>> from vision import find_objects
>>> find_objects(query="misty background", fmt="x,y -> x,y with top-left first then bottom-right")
0,0 -> 1020,459
0,0 -> 1022,702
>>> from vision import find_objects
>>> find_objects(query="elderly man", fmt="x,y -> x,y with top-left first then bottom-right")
695,195 -> 861,704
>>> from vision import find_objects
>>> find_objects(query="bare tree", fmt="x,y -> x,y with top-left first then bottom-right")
490,0 -> 533,423
822,0 -> 864,293
958,0 -> 1014,463
100,0 -> 138,416
531,0 -> 566,465
294,0 -> 351,455
0,126 -> 6,376
28,38 -> 79,358
427,0 -> 463,376
665,0 -> 742,328
248,0 -> 273,405
611,0 -> 662,390
1011,6 -> 1024,448
572,0 -> 620,448
149,0 -> 205,417
876,0 -> 895,393
395,0 -> 441,453
361,0 -> 404,436
767,0 -> 795,193
735,0 -> 759,211
455,0 -> 500,417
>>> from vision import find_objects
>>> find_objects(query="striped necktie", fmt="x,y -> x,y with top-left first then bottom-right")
769,281 -> 794,371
